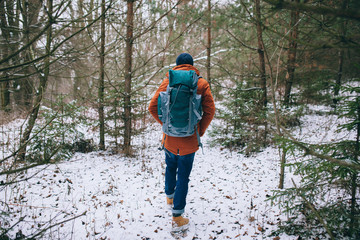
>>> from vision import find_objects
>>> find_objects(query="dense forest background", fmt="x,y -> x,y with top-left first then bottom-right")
1,0 -> 360,239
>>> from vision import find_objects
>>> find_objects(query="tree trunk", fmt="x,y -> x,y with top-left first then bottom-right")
98,0 -> 106,150
17,0 -> 53,161
0,81 -> 10,110
284,0 -> 300,105
333,49 -> 344,102
255,0 -> 267,107
14,0 -> 42,107
278,149 -> 286,189
333,0 -> 348,105
350,96 -> 359,235
124,0 -> 134,156
206,0 -> 212,88
0,0 -> 10,109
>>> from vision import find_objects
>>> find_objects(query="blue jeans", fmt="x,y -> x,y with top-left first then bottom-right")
165,149 -> 195,215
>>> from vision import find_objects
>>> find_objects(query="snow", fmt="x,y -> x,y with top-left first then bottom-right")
0,105 -> 354,239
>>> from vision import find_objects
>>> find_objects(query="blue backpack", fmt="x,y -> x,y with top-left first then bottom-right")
158,70 -> 202,146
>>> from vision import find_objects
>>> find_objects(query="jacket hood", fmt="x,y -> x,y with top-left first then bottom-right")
166,64 -> 201,77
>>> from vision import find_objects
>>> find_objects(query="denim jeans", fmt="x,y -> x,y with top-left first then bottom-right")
165,149 -> 195,215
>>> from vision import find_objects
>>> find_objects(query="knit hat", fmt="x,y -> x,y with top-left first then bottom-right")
176,53 -> 194,66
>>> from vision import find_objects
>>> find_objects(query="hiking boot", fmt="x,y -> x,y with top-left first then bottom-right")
166,197 -> 173,205
172,216 -> 189,231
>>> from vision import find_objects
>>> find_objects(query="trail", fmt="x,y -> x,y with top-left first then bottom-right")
1,122 -> 297,239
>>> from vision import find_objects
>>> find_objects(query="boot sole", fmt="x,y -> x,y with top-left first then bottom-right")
171,223 -> 189,232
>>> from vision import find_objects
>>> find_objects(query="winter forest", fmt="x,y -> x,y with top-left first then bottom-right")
1,0 -> 360,239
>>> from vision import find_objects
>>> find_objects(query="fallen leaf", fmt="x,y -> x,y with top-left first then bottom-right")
65,178 -> 73,184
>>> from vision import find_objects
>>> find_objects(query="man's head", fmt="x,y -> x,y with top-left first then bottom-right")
176,53 -> 193,66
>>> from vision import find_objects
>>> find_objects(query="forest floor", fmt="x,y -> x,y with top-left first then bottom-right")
0,104 -> 349,240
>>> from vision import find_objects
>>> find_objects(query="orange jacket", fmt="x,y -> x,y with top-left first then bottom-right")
148,64 -> 215,155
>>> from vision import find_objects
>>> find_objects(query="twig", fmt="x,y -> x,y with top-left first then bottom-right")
0,216 -> 26,238
28,211 -> 87,239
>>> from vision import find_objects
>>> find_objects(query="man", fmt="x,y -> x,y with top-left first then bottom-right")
148,53 -> 215,231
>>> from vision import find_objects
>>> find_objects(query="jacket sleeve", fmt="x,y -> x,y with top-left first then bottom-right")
148,78 -> 169,124
199,80 -> 215,136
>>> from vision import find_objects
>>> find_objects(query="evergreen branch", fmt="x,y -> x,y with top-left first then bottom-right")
280,126 -> 360,171
291,179 -> 335,240
0,110 -> 59,164
263,0 -> 360,21
225,29 -> 258,51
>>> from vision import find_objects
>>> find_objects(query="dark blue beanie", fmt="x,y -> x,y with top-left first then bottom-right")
176,53 -> 193,66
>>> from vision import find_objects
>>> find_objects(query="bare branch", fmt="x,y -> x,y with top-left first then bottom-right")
28,211 -> 87,239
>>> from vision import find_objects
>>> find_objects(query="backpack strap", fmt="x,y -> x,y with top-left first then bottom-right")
158,134 -> 167,151
195,125 -> 203,154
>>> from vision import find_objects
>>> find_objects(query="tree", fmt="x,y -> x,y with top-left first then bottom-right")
99,0 -> 106,150
206,0 -> 212,88
0,0 -> 11,110
17,0 -> 54,161
284,0 -> 300,105
263,0 -> 360,21
254,0 -> 267,107
123,0 -> 134,156
334,0 -> 349,105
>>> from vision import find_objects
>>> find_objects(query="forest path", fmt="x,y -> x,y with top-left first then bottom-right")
3,124 -> 295,240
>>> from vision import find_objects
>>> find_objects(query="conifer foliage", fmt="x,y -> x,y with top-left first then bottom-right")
270,79 -> 360,239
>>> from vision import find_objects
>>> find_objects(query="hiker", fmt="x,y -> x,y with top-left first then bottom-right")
148,53 -> 215,231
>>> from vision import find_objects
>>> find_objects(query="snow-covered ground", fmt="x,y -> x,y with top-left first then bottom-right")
0,105 -> 352,239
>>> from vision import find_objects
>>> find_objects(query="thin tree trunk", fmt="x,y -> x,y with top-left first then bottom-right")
0,0 -> 10,109
206,0 -> 211,88
15,0 -> 42,107
0,81 -> 10,110
255,0 -> 267,107
124,0 -> 134,156
284,0 -> 300,105
17,0 -> 53,161
350,96 -> 359,235
278,149 -> 286,189
333,49 -> 344,103
98,0 -> 106,150
333,0 -> 348,105
254,0 -> 268,152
